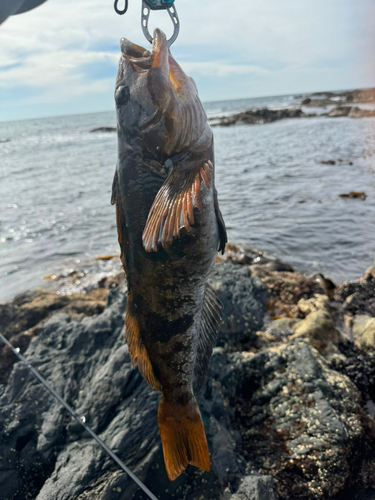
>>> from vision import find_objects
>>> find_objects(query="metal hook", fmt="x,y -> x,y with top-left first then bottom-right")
141,1 -> 180,47
114,0 -> 128,15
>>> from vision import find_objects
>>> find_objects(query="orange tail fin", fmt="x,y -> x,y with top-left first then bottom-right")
158,397 -> 210,481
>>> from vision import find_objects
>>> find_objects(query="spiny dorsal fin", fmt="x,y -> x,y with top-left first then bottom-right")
142,161 -> 213,253
126,294 -> 162,392
214,188 -> 227,255
194,283 -> 223,393
111,170 -> 118,206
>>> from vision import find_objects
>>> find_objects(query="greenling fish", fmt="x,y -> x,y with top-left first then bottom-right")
111,28 -> 227,481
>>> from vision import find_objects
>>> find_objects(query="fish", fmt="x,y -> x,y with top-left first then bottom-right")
111,28 -> 227,481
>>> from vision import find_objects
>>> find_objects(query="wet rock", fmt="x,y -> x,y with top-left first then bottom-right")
304,98 -> 341,108
327,106 -> 351,117
327,106 -> 375,119
2,258 -> 375,499
0,289 -> 107,386
290,294 -> 344,357
213,108 -> 309,127
230,475 -> 276,500
90,127 -> 117,133
98,272 -> 126,290
339,191 -> 367,200
208,263 -> 269,348
365,259 -> 375,281
352,315 -> 375,350
218,243 -> 293,272
251,267 -> 326,317
312,274 -> 336,299
329,342 -> 375,404
264,317 -> 301,341
218,243 -> 262,266
301,98 -> 311,105
335,265 -> 375,317
348,107 -> 375,118
312,88 -> 375,104
0,283 -> 245,500
230,340 -> 375,499
252,258 -> 294,273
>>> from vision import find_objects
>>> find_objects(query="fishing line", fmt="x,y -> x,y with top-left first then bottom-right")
0,332 -> 159,500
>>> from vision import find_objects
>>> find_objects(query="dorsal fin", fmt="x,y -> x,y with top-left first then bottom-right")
111,170 -> 118,206
194,283 -> 223,393
214,188 -> 227,255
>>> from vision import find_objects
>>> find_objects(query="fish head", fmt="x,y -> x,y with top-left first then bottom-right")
115,29 -> 207,160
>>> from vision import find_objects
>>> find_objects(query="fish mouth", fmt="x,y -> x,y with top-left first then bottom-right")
120,29 -> 186,94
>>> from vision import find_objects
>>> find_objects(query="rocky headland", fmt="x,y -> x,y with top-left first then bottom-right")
211,87 -> 375,127
1,245 -> 375,500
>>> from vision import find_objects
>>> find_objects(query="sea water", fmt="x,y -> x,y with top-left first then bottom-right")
0,95 -> 374,302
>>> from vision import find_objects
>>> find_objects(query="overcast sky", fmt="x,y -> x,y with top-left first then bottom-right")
0,0 -> 374,122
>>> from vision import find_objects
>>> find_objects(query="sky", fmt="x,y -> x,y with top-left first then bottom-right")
0,0 -> 374,122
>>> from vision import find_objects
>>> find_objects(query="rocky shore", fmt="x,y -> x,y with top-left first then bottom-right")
1,245 -> 375,500
211,87 -> 375,127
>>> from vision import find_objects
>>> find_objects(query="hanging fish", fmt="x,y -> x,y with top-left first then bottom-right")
112,29 -> 227,481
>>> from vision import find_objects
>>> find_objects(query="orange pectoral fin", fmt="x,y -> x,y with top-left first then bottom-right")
126,295 -> 161,391
142,161 -> 213,253
158,398 -> 210,481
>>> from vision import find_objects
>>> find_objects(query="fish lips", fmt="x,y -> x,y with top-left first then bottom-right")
120,29 -> 188,94
120,29 -> 167,71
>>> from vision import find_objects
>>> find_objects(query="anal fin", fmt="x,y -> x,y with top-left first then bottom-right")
142,161 -> 213,252
194,283 -> 223,393
126,294 -> 162,392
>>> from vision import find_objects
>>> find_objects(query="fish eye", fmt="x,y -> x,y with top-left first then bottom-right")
115,85 -> 130,106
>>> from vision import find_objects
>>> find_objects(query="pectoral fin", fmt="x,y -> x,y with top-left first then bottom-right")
142,161 -> 213,252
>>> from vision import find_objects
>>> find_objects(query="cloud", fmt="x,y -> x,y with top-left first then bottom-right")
182,61 -> 269,78
0,0 -> 374,120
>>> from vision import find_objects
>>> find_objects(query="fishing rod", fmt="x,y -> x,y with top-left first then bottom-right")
0,332 -> 159,500
114,0 -> 180,47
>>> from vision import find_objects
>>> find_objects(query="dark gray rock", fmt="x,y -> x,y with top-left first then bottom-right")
1,263 -> 375,500
230,476 -> 276,500
90,127 -> 116,133
212,108 -> 309,127
335,270 -> 375,317
0,266 -> 259,500
224,340 -> 375,499
208,263 -> 269,347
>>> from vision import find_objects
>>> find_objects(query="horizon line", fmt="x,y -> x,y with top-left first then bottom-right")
1,84 -> 374,125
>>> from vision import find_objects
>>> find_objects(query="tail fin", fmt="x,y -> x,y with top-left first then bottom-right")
158,397 -> 210,481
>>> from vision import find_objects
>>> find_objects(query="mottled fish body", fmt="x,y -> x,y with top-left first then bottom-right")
112,29 -> 227,481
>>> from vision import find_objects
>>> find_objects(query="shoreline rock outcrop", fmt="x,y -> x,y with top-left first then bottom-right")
1,247 -> 375,500
211,87 -> 375,127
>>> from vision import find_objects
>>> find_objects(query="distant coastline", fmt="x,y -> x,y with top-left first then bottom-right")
208,87 -> 375,126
